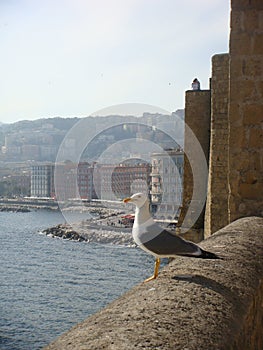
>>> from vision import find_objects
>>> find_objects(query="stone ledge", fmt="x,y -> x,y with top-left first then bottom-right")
44,217 -> 263,350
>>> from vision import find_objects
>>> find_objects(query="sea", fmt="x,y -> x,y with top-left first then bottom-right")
0,210 -> 153,350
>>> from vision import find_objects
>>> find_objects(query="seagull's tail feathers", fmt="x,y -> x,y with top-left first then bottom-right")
199,248 -> 221,259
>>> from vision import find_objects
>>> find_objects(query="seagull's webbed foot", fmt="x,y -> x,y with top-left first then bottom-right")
144,274 -> 157,282
144,258 -> 160,283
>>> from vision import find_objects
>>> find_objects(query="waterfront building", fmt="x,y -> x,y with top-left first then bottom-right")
150,149 -> 183,219
31,162 -> 94,201
9,172 -> 31,196
54,162 -> 78,201
31,161 -> 152,202
77,162 -> 95,200
31,163 -> 55,198
0,166 -> 31,197
94,162 -> 151,201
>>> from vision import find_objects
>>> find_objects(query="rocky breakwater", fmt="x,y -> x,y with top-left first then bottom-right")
42,206 -> 136,246
42,223 -> 135,246
0,205 -> 31,213
42,224 -> 86,242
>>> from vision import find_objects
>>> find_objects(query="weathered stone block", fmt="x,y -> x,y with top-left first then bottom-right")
239,183 -> 263,199
232,0 -> 263,10
230,152 -> 250,171
229,104 -> 242,125
248,128 -> 263,148
249,150 -> 262,171
253,33 -> 263,54
259,12 -> 263,30
230,33 -> 252,54
228,58 -> 242,78
231,10 -> 244,32
230,80 -> 255,104
243,104 -> 263,125
242,58 -> 262,77
244,9 -> 260,32
238,80 -> 257,102
258,81 -> 263,98
229,125 -> 245,147
245,170 -> 259,184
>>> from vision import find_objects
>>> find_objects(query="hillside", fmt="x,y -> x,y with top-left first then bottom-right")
0,110 -> 184,163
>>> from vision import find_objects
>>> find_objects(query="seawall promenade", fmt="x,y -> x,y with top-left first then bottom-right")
0,198 -> 59,211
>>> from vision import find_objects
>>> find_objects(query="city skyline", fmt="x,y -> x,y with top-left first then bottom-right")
0,0 -> 230,123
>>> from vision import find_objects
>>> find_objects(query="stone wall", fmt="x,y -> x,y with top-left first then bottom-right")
204,54 -> 230,238
44,217 -> 263,350
178,90 -> 211,232
228,0 -> 263,221
181,0 -> 263,238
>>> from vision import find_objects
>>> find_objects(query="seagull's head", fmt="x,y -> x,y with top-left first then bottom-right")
123,192 -> 149,208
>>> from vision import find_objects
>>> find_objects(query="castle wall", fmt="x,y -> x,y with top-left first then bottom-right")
178,90 -> 210,233
228,0 -> 263,220
204,54 -> 230,237
178,90 -> 211,234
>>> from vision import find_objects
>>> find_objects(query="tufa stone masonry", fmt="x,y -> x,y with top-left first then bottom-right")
178,0 -> 263,239
228,0 -> 263,223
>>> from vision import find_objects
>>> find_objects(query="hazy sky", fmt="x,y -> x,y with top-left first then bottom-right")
0,0 -> 230,123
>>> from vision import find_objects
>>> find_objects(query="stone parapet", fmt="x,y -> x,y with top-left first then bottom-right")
178,90 -> 211,233
228,0 -> 263,221
44,217 -> 263,350
204,54 -> 230,237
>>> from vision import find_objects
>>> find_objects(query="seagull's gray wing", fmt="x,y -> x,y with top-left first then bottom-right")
141,224 -> 201,257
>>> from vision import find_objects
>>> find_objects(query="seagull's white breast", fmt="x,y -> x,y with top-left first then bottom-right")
132,217 -> 156,245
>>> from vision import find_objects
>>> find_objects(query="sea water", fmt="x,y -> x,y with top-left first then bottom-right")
0,210 -> 152,350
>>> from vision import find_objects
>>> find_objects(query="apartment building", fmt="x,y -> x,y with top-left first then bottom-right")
31,163 -> 55,198
54,162 -> 78,201
77,162 -> 95,199
93,162 -> 151,201
150,149 -> 183,219
32,162 -> 94,200
31,157 -> 182,212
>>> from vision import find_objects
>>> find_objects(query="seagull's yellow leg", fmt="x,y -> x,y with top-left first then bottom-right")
144,258 -> 161,282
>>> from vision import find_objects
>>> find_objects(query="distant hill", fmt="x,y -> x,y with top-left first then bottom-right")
0,111 -> 184,163
2,117 -> 81,133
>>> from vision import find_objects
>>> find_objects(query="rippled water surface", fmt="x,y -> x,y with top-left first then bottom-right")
0,210 -> 152,350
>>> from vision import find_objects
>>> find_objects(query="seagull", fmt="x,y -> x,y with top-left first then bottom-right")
123,193 -> 220,282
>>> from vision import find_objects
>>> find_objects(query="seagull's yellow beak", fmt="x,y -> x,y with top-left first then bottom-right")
123,197 -> 131,203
